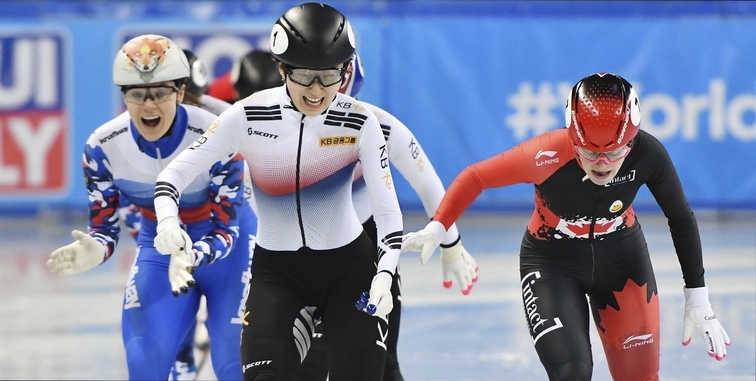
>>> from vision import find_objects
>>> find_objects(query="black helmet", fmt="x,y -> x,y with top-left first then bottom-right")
269,3 -> 356,69
182,49 -> 209,97
233,50 -> 281,99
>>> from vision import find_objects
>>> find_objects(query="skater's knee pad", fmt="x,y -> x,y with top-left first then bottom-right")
552,360 -> 592,381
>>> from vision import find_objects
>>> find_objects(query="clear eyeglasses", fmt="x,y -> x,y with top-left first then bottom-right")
122,86 -> 179,105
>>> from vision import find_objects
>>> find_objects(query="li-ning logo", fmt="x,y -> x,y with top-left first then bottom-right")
623,333 -> 654,349
521,271 -> 564,344
535,150 -> 559,166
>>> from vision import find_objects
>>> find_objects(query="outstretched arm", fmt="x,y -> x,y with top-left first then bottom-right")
382,110 -> 461,244
401,152 -> 516,282
47,143 -> 119,276
380,109 -> 477,293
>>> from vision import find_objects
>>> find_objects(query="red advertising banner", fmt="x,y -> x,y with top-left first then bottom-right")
0,111 -> 67,193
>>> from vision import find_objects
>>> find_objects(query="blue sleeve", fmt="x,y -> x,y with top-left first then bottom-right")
192,153 -> 246,265
83,144 -> 121,261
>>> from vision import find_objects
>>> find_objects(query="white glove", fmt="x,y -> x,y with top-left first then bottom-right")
682,286 -> 730,360
155,218 -> 197,296
440,240 -> 479,295
47,230 -> 105,276
356,272 -> 393,317
168,247 -> 198,296
401,220 -> 446,264
155,217 -> 192,256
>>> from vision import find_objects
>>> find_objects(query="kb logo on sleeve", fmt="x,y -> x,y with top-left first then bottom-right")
378,144 -> 393,189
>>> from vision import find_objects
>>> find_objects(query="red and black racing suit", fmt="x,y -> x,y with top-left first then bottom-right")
433,128 -> 705,381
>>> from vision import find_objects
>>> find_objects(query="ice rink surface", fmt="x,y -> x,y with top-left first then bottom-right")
0,210 -> 753,380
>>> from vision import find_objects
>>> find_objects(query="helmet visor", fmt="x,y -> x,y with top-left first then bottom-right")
286,67 -> 345,87
574,144 -> 631,165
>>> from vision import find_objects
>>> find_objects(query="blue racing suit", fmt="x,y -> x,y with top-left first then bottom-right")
83,104 -> 255,380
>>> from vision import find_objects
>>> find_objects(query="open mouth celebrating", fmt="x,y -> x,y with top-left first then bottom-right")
303,96 -> 324,108
141,115 -> 161,128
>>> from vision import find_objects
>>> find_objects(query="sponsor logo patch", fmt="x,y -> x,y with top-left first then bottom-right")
320,136 -> 357,146
609,200 -> 624,213
623,333 -> 654,349
99,127 -> 128,144
521,271 -> 564,344
605,169 -> 636,187
535,150 -> 559,166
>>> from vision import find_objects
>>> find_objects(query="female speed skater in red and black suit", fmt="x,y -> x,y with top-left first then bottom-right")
402,72 -> 730,380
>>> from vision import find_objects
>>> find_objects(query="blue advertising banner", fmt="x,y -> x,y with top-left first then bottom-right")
0,5 -> 753,212
378,17 -> 756,210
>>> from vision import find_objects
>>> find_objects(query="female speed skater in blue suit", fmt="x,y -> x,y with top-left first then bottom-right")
46,34 -> 255,380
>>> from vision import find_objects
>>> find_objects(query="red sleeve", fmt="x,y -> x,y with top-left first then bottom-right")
207,71 -> 237,103
434,129 -> 574,229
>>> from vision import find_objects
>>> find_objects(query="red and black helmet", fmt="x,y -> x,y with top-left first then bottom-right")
565,72 -> 641,152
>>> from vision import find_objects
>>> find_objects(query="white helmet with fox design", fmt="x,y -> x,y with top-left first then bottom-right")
113,34 -> 190,86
